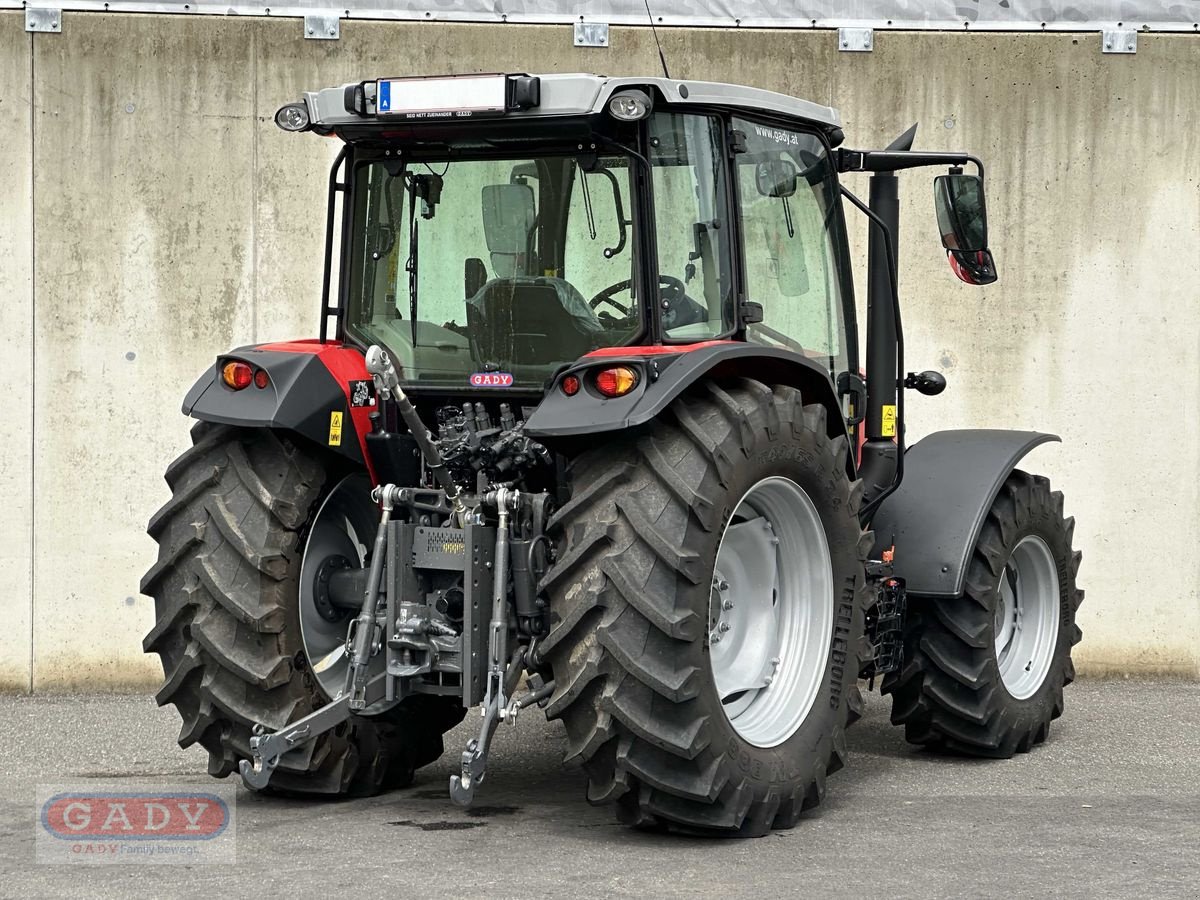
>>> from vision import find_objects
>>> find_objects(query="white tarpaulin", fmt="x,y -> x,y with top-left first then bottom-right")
5,1 -> 1199,30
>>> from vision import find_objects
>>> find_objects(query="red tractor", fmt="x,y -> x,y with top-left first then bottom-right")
143,74 -> 1082,836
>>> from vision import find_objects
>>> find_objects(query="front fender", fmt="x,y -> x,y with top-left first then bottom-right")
183,340 -> 374,470
870,429 -> 1060,597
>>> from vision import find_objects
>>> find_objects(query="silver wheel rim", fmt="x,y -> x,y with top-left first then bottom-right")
299,473 -> 378,702
708,476 -> 835,749
995,535 -> 1060,700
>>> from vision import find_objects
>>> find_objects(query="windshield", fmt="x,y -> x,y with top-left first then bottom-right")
346,153 -> 640,388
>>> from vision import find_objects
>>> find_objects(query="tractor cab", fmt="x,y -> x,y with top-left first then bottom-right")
283,74 -> 856,396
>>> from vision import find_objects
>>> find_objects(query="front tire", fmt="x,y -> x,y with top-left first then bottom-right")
141,423 -> 463,795
540,380 -> 872,836
882,470 -> 1083,757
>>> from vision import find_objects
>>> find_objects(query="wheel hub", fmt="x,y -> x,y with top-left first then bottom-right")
994,534 -> 1060,700
708,476 -> 834,748
299,474 -> 388,707
313,555 -> 353,623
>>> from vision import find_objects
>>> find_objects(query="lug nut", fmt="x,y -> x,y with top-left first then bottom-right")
719,622 -> 731,633
722,599 -> 734,611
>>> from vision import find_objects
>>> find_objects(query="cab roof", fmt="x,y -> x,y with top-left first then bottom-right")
302,73 -> 841,133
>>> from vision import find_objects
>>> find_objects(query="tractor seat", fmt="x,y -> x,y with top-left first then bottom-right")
466,277 -> 599,365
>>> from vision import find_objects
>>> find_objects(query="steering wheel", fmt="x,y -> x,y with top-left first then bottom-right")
588,275 -> 686,318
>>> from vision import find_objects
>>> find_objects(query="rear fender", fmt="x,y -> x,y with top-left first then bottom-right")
524,342 -> 848,448
183,340 -> 376,475
870,429 -> 1060,597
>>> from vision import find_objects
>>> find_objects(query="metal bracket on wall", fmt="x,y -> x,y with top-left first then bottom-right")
25,8 -> 62,33
304,12 -> 341,40
839,27 -> 873,52
1101,29 -> 1137,53
574,22 -> 610,48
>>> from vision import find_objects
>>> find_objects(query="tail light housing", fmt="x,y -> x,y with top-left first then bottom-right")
594,366 -> 639,398
222,361 -> 254,390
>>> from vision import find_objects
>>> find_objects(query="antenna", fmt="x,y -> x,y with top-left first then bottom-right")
643,0 -> 671,80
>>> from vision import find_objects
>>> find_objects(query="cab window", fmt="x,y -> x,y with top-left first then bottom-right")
732,117 -> 850,377
649,113 -> 736,340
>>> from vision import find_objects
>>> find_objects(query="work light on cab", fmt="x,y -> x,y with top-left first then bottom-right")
221,361 -> 254,390
607,90 -> 653,122
274,102 -> 311,132
594,366 -> 638,398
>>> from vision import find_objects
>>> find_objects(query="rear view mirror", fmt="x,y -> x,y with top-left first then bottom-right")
934,173 -> 997,285
755,158 -> 798,198
933,173 -> 988,252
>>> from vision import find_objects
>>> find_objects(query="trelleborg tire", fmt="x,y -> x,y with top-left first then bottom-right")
141,422 -> 464,795
539,379 -> 872,836
881,470 -> 1083,757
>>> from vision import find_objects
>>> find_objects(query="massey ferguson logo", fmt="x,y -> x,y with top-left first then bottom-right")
470,372 -> 514,387
40,793 -> 230,841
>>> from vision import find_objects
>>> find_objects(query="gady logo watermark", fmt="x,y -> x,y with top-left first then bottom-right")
36,785 -> 236,865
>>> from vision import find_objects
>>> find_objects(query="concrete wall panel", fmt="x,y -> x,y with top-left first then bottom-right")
31,15 -> 257,688
0,13 -> 33,691
11,17 -> 1199,687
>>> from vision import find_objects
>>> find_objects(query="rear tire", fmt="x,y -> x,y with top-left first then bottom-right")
141,422 -> 464,795
881,470 -> 1083,757
540,380 -> 872,836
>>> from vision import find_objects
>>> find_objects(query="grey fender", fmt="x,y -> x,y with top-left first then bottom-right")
869,429 -> 1059,597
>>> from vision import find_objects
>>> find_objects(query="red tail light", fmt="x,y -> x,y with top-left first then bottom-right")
594,366 -> 638,398
561,374 -> 581,396
222,361 -> 253,390
253,368 -> 270,389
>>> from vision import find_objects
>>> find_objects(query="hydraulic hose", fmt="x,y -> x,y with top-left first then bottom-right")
364,345 -> 469,522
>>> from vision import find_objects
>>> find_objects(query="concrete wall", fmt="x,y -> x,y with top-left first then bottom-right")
0,12 -> 1196,689
1,15 -> 32,690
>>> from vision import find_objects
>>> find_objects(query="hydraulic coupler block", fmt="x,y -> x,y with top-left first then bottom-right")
385,520 -> 495,707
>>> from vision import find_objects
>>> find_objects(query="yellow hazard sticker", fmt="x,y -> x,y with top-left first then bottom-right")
881,404 -> 897,438
328,411 -> 343,447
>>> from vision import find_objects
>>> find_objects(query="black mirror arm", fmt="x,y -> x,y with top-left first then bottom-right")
838,149 -> 985,180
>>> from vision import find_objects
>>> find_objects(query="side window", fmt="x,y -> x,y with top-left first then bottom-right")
649,113 -> 735,339
733,118 -> 849,376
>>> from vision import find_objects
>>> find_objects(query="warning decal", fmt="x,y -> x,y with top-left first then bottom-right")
328,411 -> 343,446
881,404 -> 897,438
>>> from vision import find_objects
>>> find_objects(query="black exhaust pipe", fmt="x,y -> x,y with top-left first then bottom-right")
859,124 -> 916,517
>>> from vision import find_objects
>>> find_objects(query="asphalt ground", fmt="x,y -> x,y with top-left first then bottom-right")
1,679 -> 1196,898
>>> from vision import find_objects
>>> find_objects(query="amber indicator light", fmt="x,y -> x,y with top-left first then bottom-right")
222,361 -> 254,390
594,366 -> 638,398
